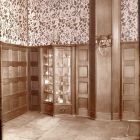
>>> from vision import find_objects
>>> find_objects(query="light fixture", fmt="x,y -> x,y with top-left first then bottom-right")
96,35 -> 112,56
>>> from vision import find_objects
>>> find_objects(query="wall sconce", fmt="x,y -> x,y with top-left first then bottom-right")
96,35 -> 112,56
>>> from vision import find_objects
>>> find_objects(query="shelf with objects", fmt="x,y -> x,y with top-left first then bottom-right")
40,44 -> 89,117
54,47 -> 72,115
40,45 -> 74,116
41,46 -> 54,116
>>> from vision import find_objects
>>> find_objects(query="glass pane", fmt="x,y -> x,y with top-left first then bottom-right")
54,47 -> 71,104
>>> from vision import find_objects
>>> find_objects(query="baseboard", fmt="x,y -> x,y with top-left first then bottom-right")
112,113 -> 120,120
96,112 -> 111,120
2,105 -> 27,122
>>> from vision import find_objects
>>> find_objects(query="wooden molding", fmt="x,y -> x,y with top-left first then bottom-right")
89,0 -> 96,119
111,0 -> 121,120
96,112 -> 112,120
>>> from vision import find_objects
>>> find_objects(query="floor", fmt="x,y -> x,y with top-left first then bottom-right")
2,112 -> 140,140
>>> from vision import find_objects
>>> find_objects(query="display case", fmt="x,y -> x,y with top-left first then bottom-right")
41,46 -> 72,115
42,46 -> 54,115
54,47 -> 72,114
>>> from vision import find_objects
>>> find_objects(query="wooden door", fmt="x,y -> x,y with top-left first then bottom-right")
121,42 -> 139,120
76,45 -> 89,117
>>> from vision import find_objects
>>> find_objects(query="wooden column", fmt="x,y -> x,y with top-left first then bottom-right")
95,0 -> 112,120
111,0 -> 121,120
89,0 -> 96,119
139,0 -> 140,119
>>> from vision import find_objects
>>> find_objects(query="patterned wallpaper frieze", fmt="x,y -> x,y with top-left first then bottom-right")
28,0 -> 89,46
0,0 -> 138,46
0,0 -> 28,46
121,0 -> 138,42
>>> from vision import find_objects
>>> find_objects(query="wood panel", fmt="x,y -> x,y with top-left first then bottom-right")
111,0 -> 121,120
1,42 -> 28,122
28,48 -> 40,111
95,47 -> 112,120
76,45 -> 89,117
121,42 -> 139,120
95,0 -> 112,120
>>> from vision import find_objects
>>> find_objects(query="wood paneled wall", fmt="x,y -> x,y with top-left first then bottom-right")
121,42 -> 139,120
1,42 -> 28,122
76,45 -> 89,117
95,0 -> 112,119
28,48 -> 40,111
95,0 -> 139,120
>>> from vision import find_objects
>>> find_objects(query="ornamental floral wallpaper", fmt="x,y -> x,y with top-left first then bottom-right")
0,0 -> 28,46
0,0 -> 138,46
28,0 -> 89,46
121,0 -> 138,42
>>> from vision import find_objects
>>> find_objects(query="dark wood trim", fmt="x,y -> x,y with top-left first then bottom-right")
28,44 -> 89,48
25,44 -> 89,48
28,47 -> 41,111
121,41 -> 139,44
71,47 -> 76,115
139,0 -> 140,119
111,0 -> 121,120
75,47 -> 79,115
89,0 -> 96,119
1,61 -> 27,67
0,41 -> 27,49
120,42 -> 122,120
39,47 -> 44,113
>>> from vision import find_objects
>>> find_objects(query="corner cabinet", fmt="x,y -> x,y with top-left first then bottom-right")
40,45 -> 89,117
40,46 -> 74,116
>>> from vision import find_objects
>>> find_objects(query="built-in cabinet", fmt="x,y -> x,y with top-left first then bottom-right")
41,46 -> 54,115
54,47 -> 72,115
40,45 -> 90,116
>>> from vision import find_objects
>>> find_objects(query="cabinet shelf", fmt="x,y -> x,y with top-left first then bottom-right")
43,75 -> 53,77
55,103 -> 72,106
44,84 -> 53,86
55,92 -> 71,95
43,101 -> 53,104
44,65 -> 53,67
44,91 -> 53,94
55,75 -> 71,77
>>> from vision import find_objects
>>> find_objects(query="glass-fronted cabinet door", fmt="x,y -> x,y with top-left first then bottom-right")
42,46 -> 54,115
54,47 -> 72,115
